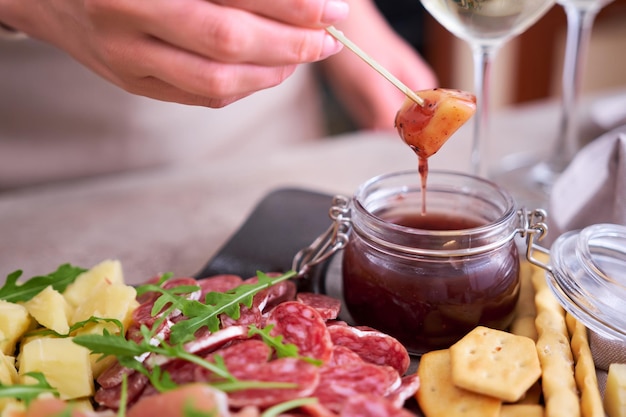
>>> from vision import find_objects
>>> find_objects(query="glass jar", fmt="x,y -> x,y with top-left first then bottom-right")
341,170 -> 523,354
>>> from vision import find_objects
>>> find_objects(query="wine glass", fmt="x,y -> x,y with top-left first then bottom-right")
419,0 -> 556,175
494,0 -> 615,208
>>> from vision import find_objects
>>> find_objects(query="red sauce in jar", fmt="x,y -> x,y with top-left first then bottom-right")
341,209 -> 520,354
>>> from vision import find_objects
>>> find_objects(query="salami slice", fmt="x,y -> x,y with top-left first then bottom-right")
94,369 -> 149,409
250,279 -> 297,313
220,304 -> 262,328
266,301 -> 333,361
313,361 -> 401,412
386,374 -> 421,409
296,293 -> 341,320
207,339 -> 271,378
328,345 -> 364,367
198,274 -> 243,297
227,358 -> 320,408
340,395 -> 419,417
327,324 -> 410,375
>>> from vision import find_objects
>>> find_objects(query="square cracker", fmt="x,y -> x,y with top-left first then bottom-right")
449,326 -> 542,402
416,349 -> 501,417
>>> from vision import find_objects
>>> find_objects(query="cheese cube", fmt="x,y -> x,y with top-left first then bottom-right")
605,363 -> 626,417
63,259 -> 124,307
71,282 -> 137,325
0,300 -> 32,355
23,286 -> 72,334
18,337 -> 94,400
0,352 -> 18,385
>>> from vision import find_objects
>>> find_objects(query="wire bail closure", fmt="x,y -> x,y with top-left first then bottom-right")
292,195 -> 351,277
517,208 -> 552,272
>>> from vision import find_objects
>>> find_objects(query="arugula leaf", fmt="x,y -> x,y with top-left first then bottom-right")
27,316 -> 125,339
118,374 -> 128,417
247,324 -> 299,358
248,325 -> 323,366
0,264 -> 86,302
135,272 -> 174,297
0,372 -> 59,406
168,271 -> 297,345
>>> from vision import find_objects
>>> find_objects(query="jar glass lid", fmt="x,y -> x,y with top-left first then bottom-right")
549,223 -> 626,341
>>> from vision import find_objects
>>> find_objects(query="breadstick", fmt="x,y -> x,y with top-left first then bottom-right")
510,260 -> 538,341
531,259 -> 580,417
567,313 -> 604,417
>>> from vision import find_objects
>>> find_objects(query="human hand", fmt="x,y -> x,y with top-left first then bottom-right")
318,0 -> 437,131
0,0 -> 349,107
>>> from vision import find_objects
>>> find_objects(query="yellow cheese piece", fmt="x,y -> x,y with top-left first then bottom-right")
0,300 -> 32,355
23,286 -> 72,334
605,363 -> 626,417
0,352 -> 18,385
18,337 -> 94,400
63,259 -> 124,307
71,282 -> 137,325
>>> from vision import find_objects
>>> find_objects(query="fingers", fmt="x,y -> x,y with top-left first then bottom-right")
209,0 -> 350,27
88,0 -> 345,67
146,1 -> 343,66
110,36 -> 299,104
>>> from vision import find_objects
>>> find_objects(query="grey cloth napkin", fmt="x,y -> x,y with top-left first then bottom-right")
548,124 -> 626,242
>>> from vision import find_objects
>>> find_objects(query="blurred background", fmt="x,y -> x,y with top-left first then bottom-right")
325,0 -> 626,134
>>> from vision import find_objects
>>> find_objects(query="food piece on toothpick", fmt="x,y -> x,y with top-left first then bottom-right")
395,88 -> 477,158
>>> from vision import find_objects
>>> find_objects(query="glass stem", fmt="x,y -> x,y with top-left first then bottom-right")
471,44 -> 497,176
545,3 -> 599,173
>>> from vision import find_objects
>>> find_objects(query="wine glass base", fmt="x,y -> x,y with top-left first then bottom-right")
490,152 -> 559,211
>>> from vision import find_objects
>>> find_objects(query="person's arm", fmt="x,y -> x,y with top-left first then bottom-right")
318,0 -> 437,131
0,0 -> 348,108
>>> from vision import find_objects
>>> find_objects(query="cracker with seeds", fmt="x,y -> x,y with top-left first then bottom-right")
449,326 -> 542,402
500,404 -> 545,417
416,349 -> 501,417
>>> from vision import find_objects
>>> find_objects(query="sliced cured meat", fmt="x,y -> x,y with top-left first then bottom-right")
165,325 -> 249,359
206,339 -> 271,378
328,345 -> 365,367
266,301 -> 333,361
97,359 -> 134,389
198,274 -> 243,297
327,325 -> 410,375
296,293 -> 341,320
227,358 -> 320,409
220,304 -> 262,328
340,394 -> 418,417
313,361 -> 401,412
250,279 -> 297,313
94,369 -> 149,409
386,374 -> 421,409
140,340 -> 271,398
127,384 -> 230,417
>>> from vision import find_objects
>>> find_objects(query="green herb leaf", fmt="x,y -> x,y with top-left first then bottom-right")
28,316 -> 125,339
168,271 -> 297,345
248,324 -> 299,358
261,397 -> 319,417
0,264 -> 86,302
73,330 -> 146,358
0,372 -> 59,406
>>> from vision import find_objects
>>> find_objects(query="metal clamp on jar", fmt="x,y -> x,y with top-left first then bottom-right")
294,170 -> 549,355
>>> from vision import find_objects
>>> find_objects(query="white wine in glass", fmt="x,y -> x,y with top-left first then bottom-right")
494,0 -> 614,209
420,0 -> 556,175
